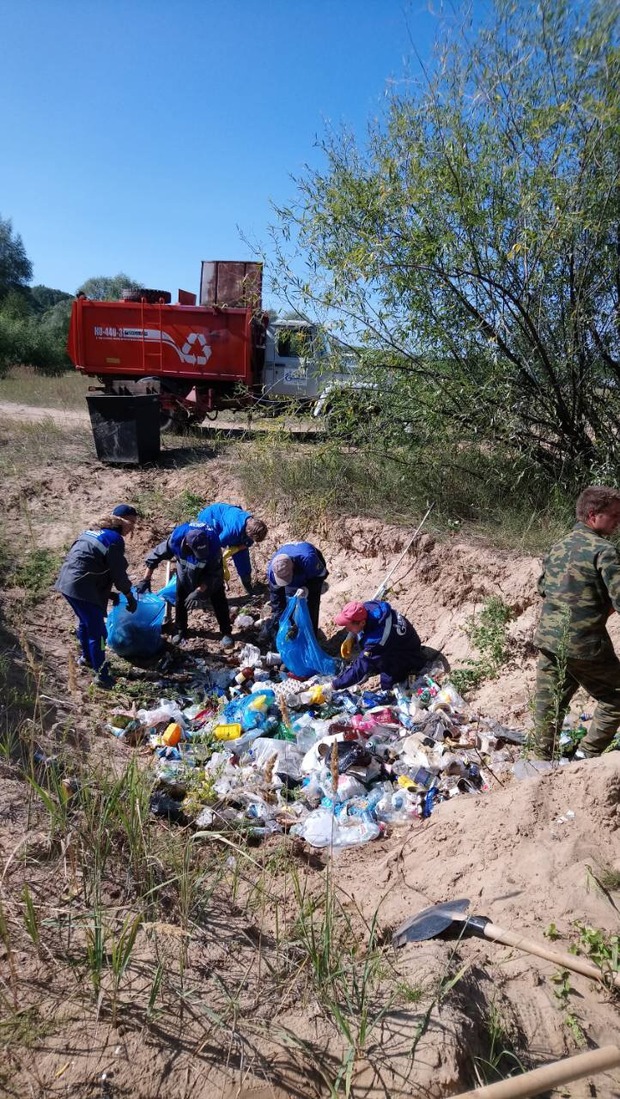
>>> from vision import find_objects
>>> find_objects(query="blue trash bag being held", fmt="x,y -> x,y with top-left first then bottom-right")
276,594 -> 337,678
157,574 -> 177,605
107,590 -> 166,657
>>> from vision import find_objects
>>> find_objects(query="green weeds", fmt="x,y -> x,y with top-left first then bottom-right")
450,597 -> 514,693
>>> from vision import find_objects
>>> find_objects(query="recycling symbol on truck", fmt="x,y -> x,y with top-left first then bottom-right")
180,332 -> 212,366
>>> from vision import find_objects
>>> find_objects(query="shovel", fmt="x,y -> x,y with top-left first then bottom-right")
454,1045 -> 620,1098
392,898 -> 620,989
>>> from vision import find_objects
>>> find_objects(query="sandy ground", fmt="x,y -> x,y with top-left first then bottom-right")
1,401 -> 619,1098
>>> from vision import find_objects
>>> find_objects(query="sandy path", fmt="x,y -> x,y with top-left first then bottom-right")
0,400 -> 89,425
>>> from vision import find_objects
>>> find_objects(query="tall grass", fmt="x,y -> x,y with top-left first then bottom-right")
0,364 -> 88,407
238,436 -> 575,553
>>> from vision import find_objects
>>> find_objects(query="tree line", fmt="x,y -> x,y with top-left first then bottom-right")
0,215 -> 140,376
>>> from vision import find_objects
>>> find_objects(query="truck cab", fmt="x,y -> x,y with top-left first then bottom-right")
262,319 -> 359,403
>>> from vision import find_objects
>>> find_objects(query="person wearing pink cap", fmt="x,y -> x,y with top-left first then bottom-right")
332,599 -> 424,691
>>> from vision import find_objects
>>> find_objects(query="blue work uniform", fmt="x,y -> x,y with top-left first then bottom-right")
145,521 -> 231,636
196,503 -> 254,589
332,600 -> 424,691
267,542 -> 328,633
55,527 -> 132,671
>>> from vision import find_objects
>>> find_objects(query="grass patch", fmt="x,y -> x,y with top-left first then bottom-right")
0,416 -> 92,473
450,597 -> 514,694
0,365 -> 89,409
237,437 -> 574,553
14,548 -> 62,604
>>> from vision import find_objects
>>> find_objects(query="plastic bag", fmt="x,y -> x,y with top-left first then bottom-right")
157,574 -> 177,605
276,594 -> 337,678
107,591 -> 166,657
220,689 -> 277,732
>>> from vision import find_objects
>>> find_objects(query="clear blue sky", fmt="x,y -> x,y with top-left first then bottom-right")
1,0 -> 477,308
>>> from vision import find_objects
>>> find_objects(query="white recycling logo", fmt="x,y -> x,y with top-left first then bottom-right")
181,331 -> 212,366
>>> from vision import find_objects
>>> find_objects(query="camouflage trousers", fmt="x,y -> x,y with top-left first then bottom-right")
533,647 -> 620,758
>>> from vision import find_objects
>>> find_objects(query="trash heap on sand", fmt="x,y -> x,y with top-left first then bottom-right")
107,640 -> 529,849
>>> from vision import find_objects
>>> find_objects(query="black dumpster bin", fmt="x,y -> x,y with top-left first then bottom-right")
86,394 -> 161,465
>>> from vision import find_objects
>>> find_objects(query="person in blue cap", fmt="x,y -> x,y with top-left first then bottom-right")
195,502 -> 267,594
331,600 -> 424,691
55,504 -> 138,689
263,541 -> 328,639
137,521 -> 233,648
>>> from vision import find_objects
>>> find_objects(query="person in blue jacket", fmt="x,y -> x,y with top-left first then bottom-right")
55,504 -> 138,688
137,521 -> 233,648
265,541 -> 328,636
195,502 -> 267,594
331,600 -> 424,691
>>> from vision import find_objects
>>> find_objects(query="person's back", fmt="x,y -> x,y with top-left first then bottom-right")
535,522 -> 619,658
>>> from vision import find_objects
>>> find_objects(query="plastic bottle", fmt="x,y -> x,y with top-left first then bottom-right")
162,721 -> 183,746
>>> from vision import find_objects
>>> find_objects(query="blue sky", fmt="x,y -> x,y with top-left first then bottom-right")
1,0 -> 475,308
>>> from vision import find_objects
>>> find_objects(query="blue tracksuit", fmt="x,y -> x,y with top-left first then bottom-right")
332,601 -> 424,691
55,527 -> 132,671
145,522 -> 230,635
196,503 -> 253,584
267,542 -> 328,632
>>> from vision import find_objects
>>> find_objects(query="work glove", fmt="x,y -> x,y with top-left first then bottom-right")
135,578 -> 151,595
340,635 -> 355,660
110,592 -> 120,607
125,592 -> 138,614
295,587 -> 309,599
185,587 -> 204,611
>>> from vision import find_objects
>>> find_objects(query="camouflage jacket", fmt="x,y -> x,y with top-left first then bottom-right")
534,521 -> 620,658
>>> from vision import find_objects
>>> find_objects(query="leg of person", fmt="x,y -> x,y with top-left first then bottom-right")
174,574 -> 190,639
532,649 -> 579,759
306,579 -> 323,635
63,595 -> 93,665
209,581 -> 232,636
570,655 -> 620,756
64,596 -> 107,672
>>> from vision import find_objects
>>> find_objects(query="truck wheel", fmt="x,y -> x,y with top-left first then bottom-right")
121,288 -> 172,304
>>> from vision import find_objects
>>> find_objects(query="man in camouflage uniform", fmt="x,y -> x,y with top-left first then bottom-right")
533,484 -> 620,759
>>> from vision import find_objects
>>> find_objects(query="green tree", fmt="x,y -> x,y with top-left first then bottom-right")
0,215 -> 32,300
77,273 -> 141,301
272,0 -> 620,484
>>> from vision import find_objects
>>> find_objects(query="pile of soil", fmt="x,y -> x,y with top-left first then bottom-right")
1,406 -> 619,1097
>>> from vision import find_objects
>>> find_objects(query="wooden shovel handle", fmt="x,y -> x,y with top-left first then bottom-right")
483,922 -> 620,989
454,1044 -> 620,1098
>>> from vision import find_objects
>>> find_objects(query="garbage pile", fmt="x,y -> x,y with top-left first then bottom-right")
107,640 -> 529,849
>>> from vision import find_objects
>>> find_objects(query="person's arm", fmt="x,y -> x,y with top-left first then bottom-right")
598,545 -> 620,613
332,649 -> 381,690
137,539 -> 174,591
106,540 -> 132,596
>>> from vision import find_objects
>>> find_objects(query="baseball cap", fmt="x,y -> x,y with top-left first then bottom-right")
271,553 -> 293,586
112,504 -> 138,518
334,601 -> 368,628
183,526 -> 216,560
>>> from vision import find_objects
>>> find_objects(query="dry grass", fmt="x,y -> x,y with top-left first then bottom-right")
0,365 -> 89,408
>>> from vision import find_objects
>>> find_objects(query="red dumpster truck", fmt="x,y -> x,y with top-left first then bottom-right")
67,260 -> 357,429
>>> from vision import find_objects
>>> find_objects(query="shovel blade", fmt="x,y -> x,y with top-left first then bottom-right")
392,898 -> 470,949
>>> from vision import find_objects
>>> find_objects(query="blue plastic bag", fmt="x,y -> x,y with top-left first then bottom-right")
276,595 -> 337,678
157,575 -> 177,605
107,591 -> 166,657
221,689 -> 277,731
